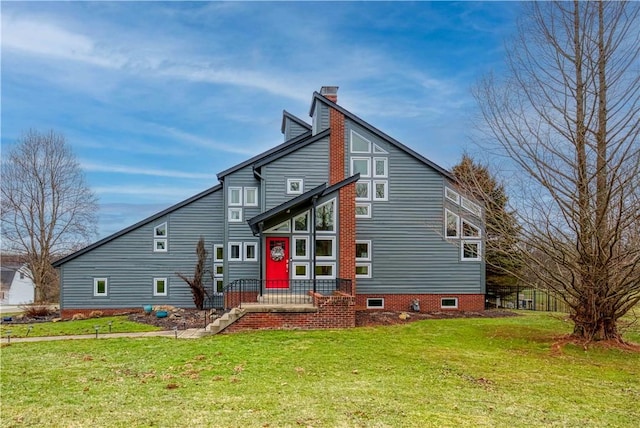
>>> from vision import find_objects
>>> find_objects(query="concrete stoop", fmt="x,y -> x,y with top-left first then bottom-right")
204,307 -> 247,335
257,294 -> 312,304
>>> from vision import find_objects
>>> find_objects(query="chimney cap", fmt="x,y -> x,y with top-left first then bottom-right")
320,86 -> 339,96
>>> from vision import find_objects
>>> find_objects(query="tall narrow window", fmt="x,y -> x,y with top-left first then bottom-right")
154,222 -> 168,253
154,278 -> 168,296
445,210 -> 459,238
293,236 -> 308,259
244,242 -> 258,261
244,187 -> 258,207
228,243 -> 242,261
94,278 -> 108,296
373,180 -> 388,201
315,199 -> 335,232
229,187 -> 242,206
293,212 -> 309,232
373,158 -> 388,178
214,244 -> 224,262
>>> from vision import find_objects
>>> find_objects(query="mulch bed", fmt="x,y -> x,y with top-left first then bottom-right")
355,309 -> 518,327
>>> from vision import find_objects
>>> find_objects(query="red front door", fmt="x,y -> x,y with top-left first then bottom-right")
266,237 -> 289,288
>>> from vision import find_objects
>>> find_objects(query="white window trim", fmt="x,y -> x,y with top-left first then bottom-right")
315,236 -> 336,260
373,157 -> 388,178
372,180 -> 388,201
292,236 -> 309,260
314,262 -> 336,279
228,242 -> 242,261
355,240 -> 372,261
366,297 -> 385,309
228,187 -> 243,206
356,263 -> 372,279
461,240 -> 482,261
213,263 -> 224,277
445,209 -> 460,239
350,130 -> 371,153
445,187 -> 460,204
265,220 -> 290,233
355,180 -> 371,201
228,207 -> 243,223
93,278 -> 108,297
315,198 -> 336,233
287,178 -> 304,195
214,244 -> 224,262
373,143 -> 388,154
215,279 -> 225,295
153,277 -> 168,297
154,222 -> 167,237
461,197 -> 482,217
355,203 -> 371,219
441,297 -> 459,309
154,239 -> 168,253
462,219 -> 481,238
292,262 -> 310,279
244,242 -> 258,261
293,211 -> 309,232
244,187 -> 258,207
351,157 -> 371,178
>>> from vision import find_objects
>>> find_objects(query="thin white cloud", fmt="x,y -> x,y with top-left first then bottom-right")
156,126 -> 257,156
82,161 -> 217,180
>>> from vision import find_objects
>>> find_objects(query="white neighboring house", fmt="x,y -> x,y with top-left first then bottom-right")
1,264 -> 35,305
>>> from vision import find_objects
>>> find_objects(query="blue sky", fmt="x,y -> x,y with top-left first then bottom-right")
1,1 -> 521,239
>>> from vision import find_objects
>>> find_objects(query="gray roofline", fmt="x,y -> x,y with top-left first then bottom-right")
52,184 -> 222,267
309,91 -> 456,181
253,128 -> 330,169
280,110 -> 311,134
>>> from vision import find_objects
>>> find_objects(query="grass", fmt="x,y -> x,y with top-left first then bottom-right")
1,312 -> 639,427
0,316 -> 160,338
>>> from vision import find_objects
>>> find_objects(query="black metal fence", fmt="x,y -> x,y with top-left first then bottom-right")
486,285 -> 570,312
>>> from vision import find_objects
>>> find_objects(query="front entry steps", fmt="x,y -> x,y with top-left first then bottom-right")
205,307 -> 246,335
257,293 -> 312,305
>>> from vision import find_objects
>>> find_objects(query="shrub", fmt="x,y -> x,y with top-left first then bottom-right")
19,304 -> 53,318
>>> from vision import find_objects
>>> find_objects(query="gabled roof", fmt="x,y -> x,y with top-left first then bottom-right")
52,184 -> 222,267
309,91 -> 456,181
280,110 -> 311,134
247,173 -> 360,235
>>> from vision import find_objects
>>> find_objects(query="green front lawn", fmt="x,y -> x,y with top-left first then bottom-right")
0,316 -> 160,338
1,312 -> 639,427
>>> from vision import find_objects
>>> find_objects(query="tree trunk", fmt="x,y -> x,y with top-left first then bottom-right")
572,305 -> 620,341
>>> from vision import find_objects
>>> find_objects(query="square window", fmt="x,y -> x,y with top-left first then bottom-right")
373,157 -> 388,178
373,180 -> 388,201
292,262 -> 309,279
228,208 -> 243,222
355,241 -> 371,261
154,239 -> 168,252
461,240 -> 481,261
293,212 -> 309,232
356,263 -> 371,278
214,264 -> 224,276
94,278 -> 108,296
244,187 -> 258,207
462,220 -> 481,238
287,178 -> 304,195
229,187 -> 242,206
293,236 -> 308,259
367,298 -> 384,308
351,157 -> 370,177
441,298 -> 458,309
244,242 -> 258,261
445,187 -> 460,204
445,210 -> 459,238
154,278 -> 167,296
228,243 -> 242,261
154,222 -> 167,237
350,131 -> 371,153
315,263 -> 335,278
315,199 -> 335,232
355,181 -> 371,201
315,237 -> 335,259
355,203 -> 371,218
214,245 -> 224,262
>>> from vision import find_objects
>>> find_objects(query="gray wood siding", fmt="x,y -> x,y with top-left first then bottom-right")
348,121 -> 484,295
283,118 -> 309,141
60,191 -> 223,309
313,102 -> 330,135
262,137 -> 329,210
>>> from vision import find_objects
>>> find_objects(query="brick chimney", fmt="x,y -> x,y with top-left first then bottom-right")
320,86 -> 339,103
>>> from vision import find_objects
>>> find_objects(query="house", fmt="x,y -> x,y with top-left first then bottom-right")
1,264 -> 35,305
53,86 -> 485,331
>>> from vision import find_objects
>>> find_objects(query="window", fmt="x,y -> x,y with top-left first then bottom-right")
292,262 -> 310,279
445,210 -> 459,238
287,178 -> 304,195
315,199 -> 335,232
356,263 -> 371,278
441,298 -> 458,309
315,237 -> 335,259
228,187 -> 242,206
355,181 -> 371,201
462,220 -> 481,238
461,197 -> 482,217
351,157 -> 370,177
93,278 -> 108,296
244,187 -> 258,207
154,278 -> 168,296
367,298 -> 384,308
461,240 -> 481,261
373,158 -> 388,178
293,212 -> 309,232
293,236 -> 308,259
355,203 -> 371,218
154,223 -> 167,237
315,263 -> 335,278
228,242 -> 242,261
350,130 -> 371,153
154,239 -> 168,252
373,180 -> 388,201
266,220 -> 290,233
228,208 -> 242,223
355,241 -> 371,261
244,242 -> 258,261
214,245 -> 224,262
445,187 -> 460,204
215,279 -> 224,294
214,264 -> 224,276
373,144 -> 388,154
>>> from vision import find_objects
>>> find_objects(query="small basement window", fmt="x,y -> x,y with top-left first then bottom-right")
366,298 -> 384,309
441,298 -> 458,309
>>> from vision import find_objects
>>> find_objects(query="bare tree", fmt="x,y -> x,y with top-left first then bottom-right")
475,1 -> 640,341
176,237 -> 209,310
1,130 -> 98,302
